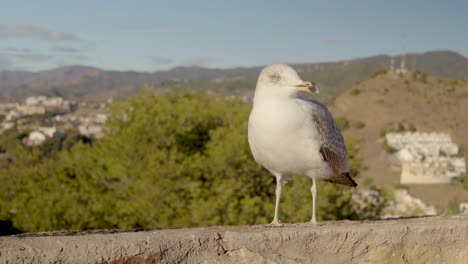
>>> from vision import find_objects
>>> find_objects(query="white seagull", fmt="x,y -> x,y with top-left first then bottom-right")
248,64 -> 357,225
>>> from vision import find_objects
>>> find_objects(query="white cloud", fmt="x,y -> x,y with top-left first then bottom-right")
52,46 -> 82,53
4,47 -> 32,53
150,56 -> 173,65
320,38 -> 337,44
126,23 -> 168,30
0,48 -> 53,66
0,54 -> 14,70
182,56 -> 216,67
0,24 -> 78,41
12,53 -> 53,61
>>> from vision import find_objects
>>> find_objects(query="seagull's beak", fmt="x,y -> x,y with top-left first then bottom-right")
295,81 -> 319,94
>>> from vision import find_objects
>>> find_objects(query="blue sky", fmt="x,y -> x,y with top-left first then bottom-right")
1,0 -> 467,72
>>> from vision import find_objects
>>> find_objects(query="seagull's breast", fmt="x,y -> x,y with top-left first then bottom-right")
248,98 -> 327,176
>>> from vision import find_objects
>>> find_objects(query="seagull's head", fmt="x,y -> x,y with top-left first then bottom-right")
256,64 -> 319,97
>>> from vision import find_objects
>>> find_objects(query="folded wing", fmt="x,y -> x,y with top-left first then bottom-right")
311,104 -> 357,187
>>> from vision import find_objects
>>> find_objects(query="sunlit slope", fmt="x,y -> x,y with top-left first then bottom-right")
328,71 -> 468,210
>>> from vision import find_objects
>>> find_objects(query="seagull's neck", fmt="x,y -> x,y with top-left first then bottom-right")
253,86 -> 294,106
295,95 -> 324,108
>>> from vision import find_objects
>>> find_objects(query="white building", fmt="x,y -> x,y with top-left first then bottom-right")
460,203 -> 468,214
25,96 -> 68,109
381,189 -> 436,218
385,132 -> 466,184
95,113 -> 107,124
38,127 -> 57,138
16,105 -> 46,116
0,122 -> 14,135
25,96 -> 40,105
26,131 -> 47,146
401,160 -> 461,184
78,125 -> 103,139
42,97 -> 64,107
386,132 -> 457,158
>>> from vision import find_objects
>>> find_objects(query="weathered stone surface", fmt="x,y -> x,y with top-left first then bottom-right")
1,215 -> 467,264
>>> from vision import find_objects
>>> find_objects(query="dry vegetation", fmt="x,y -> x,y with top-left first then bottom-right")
328,72 -> 468,211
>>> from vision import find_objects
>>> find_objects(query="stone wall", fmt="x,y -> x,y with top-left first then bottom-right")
1,215 -> 467,264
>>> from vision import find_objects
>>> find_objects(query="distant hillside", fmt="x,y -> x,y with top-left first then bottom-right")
1,50 -> 467,101
328,70 -> 468,210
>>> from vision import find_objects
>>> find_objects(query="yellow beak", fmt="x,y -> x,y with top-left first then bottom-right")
295,81 -> 319,94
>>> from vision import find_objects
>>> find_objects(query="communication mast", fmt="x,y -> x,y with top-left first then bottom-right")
400,35 -> 406,71
390,50 -> 395,73
396,35 -> 408,74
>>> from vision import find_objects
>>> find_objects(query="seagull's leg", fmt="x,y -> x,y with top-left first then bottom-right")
310,178 -> 318,224
271,173 -> 283,226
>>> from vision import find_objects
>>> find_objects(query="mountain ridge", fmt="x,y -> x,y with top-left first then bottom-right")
1,50 -> 467,101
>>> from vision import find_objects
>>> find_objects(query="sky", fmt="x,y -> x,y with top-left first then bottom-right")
1,0 -> 467,72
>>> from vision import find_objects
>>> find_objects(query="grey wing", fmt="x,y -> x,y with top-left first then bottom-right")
312,105 -> 357,187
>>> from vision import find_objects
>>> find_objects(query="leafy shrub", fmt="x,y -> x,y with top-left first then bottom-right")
412,70 -> 427,83
335,116 -> 350,130
0,89 -> 367,232
394,183 -> 409,190
446,197 -> 461,214
350,88 -> 361,96
450,80 -> 458,87
382,137 -> 397,153
352,121 -> 366,129
345,136 -> 366,176
370,69 -> 388,78
375,98 -> 384,104
456,173 -> 468,190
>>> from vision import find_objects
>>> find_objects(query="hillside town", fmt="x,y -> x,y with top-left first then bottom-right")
0,96 -> 110,146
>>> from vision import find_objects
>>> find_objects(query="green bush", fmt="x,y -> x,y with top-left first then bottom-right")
412,70 -> 427,83
345,136 -> 366,176
450,80 -> 458,87
362,177 -> 375,188
370,69 -> 388,78
0,89 -> 366,232
382,137 -> 397,154
446,197 -> 460,214
335,116 -> 350,130
456,173 -> 468,190
352,121 -> 366,129
350,88 -> 361,96
394,183 -> 409,190
408,123 -> 417,132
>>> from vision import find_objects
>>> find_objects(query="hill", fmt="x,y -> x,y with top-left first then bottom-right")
328,70 -> 468,210
1,50 -> 468,102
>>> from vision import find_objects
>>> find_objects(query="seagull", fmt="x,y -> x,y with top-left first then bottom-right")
248,64 -> 357,225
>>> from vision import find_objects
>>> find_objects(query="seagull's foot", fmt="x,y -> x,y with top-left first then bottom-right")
267,219 -> 284,227
302,219 -> 319,226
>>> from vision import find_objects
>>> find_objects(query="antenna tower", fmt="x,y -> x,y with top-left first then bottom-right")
390,50 -> 395,73
400,35 -> 406,71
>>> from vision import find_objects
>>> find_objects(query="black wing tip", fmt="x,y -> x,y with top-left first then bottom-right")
324,172 -> 358,187
343,172 -> 358,187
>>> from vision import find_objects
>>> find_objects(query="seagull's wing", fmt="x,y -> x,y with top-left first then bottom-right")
311,103 -> 357,187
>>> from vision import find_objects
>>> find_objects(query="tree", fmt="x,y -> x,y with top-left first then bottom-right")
0,89 -> 365,232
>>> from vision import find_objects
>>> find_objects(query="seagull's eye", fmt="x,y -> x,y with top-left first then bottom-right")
271,74 -> 281,82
